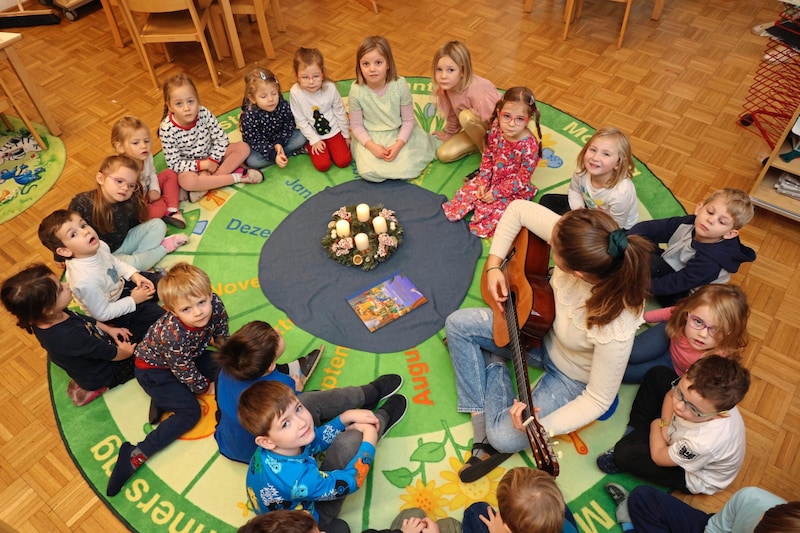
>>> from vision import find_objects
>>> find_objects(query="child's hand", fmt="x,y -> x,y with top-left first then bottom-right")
384,140 -> 405,162
366,140 -> 387,159
433,130 -> 450,141
341,408 -> 379,428
310,140 -> 327,155
201,380 -> 215,396
131,272 -> 155,291
275,145 -> 288,168
479,506 -> 506,533
203,159 -> 220,173
291,373 -> 305,392
147,190 -> 161,203
420,517 -> 441,533
398,516 -> 426,533
105,325 -> 132,342
131,284 -> 156,303
476,185 -> 495,203
114,338 -> 136,360
349,422 -> 378,444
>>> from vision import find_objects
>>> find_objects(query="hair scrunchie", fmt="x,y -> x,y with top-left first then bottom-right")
607,229 -> 628,259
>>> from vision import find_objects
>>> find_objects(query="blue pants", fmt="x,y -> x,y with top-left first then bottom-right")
135,350 -> 218,458
628,486 -> 710,532
245,129 -> 307,168
623,322 -> 672,383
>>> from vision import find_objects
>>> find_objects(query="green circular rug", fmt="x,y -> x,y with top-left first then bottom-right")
0,117 -> 65,225
51,77 -> 684,532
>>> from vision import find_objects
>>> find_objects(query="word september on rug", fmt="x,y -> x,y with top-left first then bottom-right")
51,77 -> 684,532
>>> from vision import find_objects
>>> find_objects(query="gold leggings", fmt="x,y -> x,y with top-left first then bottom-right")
437,109 -> 489,163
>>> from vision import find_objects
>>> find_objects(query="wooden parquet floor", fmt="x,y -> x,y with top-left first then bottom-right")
0,0 -> 798,529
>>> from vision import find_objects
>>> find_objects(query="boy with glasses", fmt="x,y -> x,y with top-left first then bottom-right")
597,355 -> 750,495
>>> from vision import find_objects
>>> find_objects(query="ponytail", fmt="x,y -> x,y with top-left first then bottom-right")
551,209 -> 650,327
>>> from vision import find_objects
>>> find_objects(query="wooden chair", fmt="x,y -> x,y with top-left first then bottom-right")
0,75 -> 46,150
117,0 -> 223,88
210,0 -> 285,60
560,0 -> 665,49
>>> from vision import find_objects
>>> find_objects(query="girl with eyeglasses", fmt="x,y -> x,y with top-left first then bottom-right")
68,155 -> 187,271
442,86 -> 543,237
623,283 -> 749,383
289,47 -> 351,172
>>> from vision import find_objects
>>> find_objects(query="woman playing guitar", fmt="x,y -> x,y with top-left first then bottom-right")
445,199 -> 652,482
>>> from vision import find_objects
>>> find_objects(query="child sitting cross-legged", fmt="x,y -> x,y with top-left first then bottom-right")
38,209 -> 165,341
1,263 -> 137,407
213,320 -> 403,465
240,380 -> 407,533
107,262 -> 229,497
597,355 -> 751,495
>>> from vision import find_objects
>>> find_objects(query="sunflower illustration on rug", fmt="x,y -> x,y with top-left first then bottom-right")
50,77 -> 684,532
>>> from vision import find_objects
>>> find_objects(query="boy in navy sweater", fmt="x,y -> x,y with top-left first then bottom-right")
627,188 -> 755,306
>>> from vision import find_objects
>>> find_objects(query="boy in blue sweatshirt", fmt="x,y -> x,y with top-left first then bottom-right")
240,380 -> 407,533
627,188 -> 755,306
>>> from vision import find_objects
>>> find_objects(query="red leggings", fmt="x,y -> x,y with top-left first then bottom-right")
308,132 -> 352,172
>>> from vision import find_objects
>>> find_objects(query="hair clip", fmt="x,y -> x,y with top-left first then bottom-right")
260,71 -> 267,81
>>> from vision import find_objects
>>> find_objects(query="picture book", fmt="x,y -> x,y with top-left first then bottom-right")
346,272 -> 428,332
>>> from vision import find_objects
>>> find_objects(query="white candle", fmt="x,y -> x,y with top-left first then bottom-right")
354,232 -> 370,251
335,219 -> 351,238
356,203 -> 370,222
372,216 -> 387,234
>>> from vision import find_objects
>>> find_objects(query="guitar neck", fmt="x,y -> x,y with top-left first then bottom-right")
504,295 -> 534,415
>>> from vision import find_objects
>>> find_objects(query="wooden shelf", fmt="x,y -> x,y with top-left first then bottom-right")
751,167 -> 800,222
750,101 -> 800,222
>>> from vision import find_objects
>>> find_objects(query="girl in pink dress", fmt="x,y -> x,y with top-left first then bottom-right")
442,87 -> 543,238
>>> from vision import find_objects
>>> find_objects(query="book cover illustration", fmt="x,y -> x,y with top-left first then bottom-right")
346,272 -> 428,332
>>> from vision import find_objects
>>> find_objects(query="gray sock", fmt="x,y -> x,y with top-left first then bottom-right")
471,412 -> 488,458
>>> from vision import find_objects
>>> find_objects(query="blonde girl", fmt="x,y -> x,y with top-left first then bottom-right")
289,47 -> 351,172
539,127 -> 639,229
443,86 -> 543,237
111,116 -> 185,229
158,73 -> 262,203
431,41 -> 502,163
240,67 -> 306,169
349,35 -> 436,182
68,154 -> 188,271
623,284 -> 749,383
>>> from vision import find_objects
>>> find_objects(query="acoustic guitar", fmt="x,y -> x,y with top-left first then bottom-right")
481,228 -> 560,476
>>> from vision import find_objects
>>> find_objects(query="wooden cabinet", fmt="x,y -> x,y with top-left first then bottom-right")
751,103 -> 800,222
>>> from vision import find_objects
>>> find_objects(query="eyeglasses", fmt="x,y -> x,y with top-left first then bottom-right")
300,74 -> 322,82
500,112 -> 529,127
670,377 -> 728,418
106,175 -> 140,191
686,312 -> 719,336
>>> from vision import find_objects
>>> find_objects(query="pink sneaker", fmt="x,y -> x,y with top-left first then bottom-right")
161,234 -> 189,253
66,379 -> 108,407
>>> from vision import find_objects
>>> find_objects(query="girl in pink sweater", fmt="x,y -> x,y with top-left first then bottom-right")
431,41 -> 502,163
623,283 -> 749,383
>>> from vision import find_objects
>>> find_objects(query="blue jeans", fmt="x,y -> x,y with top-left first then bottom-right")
245,129 -> 307,168
623,322 -> 672,383
445,308 -> 587,453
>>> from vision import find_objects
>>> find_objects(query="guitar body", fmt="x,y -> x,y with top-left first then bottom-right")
481,228 -> 559,477
481,229 -> 555,348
